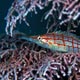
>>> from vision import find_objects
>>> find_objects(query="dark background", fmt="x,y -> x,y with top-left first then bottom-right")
0,0 -> 80,37
0,0 -> 47,36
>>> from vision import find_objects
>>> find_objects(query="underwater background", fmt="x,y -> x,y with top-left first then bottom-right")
0,0 -> 80,80
0,0 -> 80,36
0,0 -> 47,36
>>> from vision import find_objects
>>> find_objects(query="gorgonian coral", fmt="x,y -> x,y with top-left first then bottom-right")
0,33 -> 80,80
5,0 -> 80,36
0,0 -> 79,80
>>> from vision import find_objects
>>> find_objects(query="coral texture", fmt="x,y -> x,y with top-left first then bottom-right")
0,34 -> 80,80
5,0 -> 80,36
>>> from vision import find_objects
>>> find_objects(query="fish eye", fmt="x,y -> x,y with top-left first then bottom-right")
37,36 -> 41,40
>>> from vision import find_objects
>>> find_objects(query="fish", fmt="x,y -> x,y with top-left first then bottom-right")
20,32 -> 80,53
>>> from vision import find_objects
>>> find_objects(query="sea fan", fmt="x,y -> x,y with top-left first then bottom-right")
0,33 -> 80,80
5,0 -> 80,36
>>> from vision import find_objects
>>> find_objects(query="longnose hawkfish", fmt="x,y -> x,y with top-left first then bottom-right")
31,32 -> 80,53
20,32 -> 80,53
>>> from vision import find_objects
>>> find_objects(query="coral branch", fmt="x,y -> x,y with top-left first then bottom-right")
0,34 -> 80,80
5,0 -> 80,35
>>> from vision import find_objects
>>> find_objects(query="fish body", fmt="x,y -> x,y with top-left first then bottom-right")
20,32 -> 80,53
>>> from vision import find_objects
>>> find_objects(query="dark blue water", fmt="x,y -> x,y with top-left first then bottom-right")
0,0 -> 47,36
0,0 -> 80,36
0,0 -> 13,35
